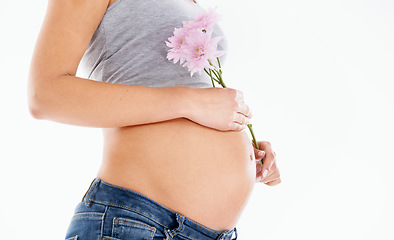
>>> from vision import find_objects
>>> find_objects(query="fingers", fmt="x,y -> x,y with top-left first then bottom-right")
262,164 -> 280,182
235,91 -> 252,119
229,90 -> 252,131
231,107 -> 251,131
258,141 -> 272,150
252,140 -> 271,151
261,150 -> 275,176
237,102 -> 252,118
254,140 -> 281,186
233,112 -> 250,125
229,122 -> 247,131
265,178 -> 281,186
235,89 -> 244,101
254,149 -> 265,166
256,163 -> 281,185
257,141 -> 274,167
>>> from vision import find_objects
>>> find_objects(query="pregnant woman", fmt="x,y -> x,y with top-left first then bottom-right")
28,0 -> 281,239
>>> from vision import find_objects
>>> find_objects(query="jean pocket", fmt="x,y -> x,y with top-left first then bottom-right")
66,212 -> 104,239
65,236 -> 78,240
112,217 -> 156,240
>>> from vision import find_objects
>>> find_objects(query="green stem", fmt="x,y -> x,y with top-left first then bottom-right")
217,57 -> 221,69
204,68 -> 220,85
217,70 -> 226,88
217,57 -> 223,74
206,59 -> 260,165
248,124 -> 263,166
212,69 -> 226,88
209,69 -> 215,87
204,68 -> 210,76
212,69 -> 220,81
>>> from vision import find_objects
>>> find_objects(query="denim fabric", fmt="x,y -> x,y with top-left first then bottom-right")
65,178 -> 237,240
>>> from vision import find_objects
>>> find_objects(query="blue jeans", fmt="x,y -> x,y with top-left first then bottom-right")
65,178 -> 238,240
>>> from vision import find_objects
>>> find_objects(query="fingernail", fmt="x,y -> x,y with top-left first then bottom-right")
262,169 -> 268,178
258,151 -> 265,157
256,176 -> 262,182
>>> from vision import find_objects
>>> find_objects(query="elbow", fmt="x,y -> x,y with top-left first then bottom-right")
28,101 -> 45,120
27,75 -> 49,120
27,87 -> 46,120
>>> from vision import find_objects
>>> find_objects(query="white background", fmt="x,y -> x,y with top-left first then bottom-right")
1,0 -> 393,239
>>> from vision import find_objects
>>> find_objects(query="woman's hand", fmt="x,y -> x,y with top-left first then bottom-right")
253,141 -> 281,186
185,87 -> 252,131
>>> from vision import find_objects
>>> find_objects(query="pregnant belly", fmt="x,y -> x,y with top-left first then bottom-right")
97,118 -> 256,231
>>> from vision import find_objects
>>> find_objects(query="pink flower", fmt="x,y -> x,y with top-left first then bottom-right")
166,7 -> 224,76
166,27 -> 188,64
181,30 -> 224,76
183,8 -> 221,32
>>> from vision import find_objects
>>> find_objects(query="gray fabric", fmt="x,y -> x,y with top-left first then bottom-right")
78,0 -> 227,88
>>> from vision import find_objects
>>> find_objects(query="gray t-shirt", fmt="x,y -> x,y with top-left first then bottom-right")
78,0 -> 228,88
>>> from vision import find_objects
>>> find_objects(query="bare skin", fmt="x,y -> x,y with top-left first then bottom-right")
28,0 -> 281,231
98,118 -> 256,230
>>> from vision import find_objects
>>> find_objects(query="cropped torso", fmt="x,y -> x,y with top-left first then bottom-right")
79,0 -> 256,231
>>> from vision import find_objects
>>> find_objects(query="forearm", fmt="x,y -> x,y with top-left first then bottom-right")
28,75 -> 191,128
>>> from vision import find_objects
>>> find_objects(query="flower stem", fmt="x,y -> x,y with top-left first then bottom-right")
212,69 -> 221,83
217,71 -> 226,87
204,68 -> 220,85
206,58 -> 261,166
209,69 -> 215,87
212,69 -> 226,88
248,124 -> 263,166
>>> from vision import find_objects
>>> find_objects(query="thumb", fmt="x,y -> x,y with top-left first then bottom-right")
253,147 -> 265,161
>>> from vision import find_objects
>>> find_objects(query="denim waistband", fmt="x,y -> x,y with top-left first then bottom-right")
82,178 -> 237,240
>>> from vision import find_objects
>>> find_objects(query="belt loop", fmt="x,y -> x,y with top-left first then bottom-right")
175,214 -> 185,233
82,178 -> 99,206
232,228 -> 237,240
164,229 -> 173,240
165,213 -> 185,239
217,227 -> 237,240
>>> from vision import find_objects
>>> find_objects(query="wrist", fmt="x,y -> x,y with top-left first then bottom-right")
176,86 -> 197,120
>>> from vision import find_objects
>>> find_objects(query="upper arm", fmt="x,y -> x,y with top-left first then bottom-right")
29,0 -> 110,81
